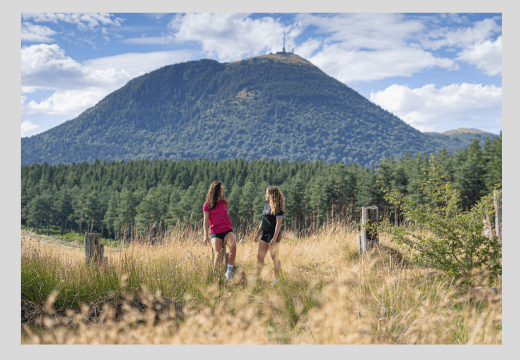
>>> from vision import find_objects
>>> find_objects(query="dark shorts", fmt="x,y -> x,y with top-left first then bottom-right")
260,231 -> 282,244
210,229 -> 233,241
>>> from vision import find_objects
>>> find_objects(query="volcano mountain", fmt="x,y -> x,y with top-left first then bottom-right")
21,53 -> 498,168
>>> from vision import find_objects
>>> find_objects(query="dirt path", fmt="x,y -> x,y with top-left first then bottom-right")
21,230 -> 122,254
22,230 -> 87,251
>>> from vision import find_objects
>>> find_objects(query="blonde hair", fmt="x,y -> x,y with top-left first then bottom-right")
267,186 -> 285,215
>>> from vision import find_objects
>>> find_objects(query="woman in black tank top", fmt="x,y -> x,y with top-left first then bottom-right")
252,186 -> 285,286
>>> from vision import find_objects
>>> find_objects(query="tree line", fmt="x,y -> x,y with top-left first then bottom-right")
21,135 -> 501,239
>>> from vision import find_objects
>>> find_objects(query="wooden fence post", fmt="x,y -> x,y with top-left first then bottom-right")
494,190 -> 502,240
358,206 -> 379,255
84,232 -> 104,264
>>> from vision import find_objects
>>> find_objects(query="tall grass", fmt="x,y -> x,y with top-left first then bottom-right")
21,221 -> 501,344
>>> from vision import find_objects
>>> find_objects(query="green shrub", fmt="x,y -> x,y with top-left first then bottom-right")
380,155 -> 501,282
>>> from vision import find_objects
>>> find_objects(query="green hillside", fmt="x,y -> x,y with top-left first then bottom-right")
21,54 -> 499,168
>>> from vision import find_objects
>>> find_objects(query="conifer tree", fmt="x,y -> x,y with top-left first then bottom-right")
26,194 -> 53,234
53,189 -> 73,234
83,192 -> 102,233
239,181 -> 256,224
103,192 -> 119,238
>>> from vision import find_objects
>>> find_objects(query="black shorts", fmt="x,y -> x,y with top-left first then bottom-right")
210,229 -> 233,240
260,231 -> 282,244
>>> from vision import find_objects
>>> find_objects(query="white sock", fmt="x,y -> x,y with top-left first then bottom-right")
227,264 -> 233,273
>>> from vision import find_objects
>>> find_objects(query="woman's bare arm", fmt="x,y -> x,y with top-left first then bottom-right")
253,221 -> 262,242
271,216 -> 283,244
203,212 -> 210,245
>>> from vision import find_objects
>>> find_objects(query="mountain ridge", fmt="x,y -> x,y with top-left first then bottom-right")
441,128 -> 493,136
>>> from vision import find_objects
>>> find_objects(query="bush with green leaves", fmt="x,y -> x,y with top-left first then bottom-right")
379,155 -> 501,282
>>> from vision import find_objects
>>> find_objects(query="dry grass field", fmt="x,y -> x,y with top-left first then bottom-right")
21,222 -> 502,344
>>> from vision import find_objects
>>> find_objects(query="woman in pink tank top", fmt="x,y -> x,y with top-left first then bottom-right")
203,181 -> 236,281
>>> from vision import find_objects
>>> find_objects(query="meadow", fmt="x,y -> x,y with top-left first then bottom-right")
21,221 -> 502,344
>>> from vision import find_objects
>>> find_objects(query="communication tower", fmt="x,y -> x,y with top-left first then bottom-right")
283,28 -> 286,53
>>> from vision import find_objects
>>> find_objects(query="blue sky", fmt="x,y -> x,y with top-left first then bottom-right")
20,12 -> 502,137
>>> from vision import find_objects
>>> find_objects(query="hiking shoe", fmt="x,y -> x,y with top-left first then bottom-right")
270,279 -> 278,287
226,271 -> 233,282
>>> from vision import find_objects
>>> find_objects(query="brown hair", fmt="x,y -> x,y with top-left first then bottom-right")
206,181 -> 227,210
267,186 -> 285,215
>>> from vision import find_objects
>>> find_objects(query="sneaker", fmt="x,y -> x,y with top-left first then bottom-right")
270,279 -> 278,287
226,271 -> 233,282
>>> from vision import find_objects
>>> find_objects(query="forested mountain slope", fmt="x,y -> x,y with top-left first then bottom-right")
21,53 -> 499,167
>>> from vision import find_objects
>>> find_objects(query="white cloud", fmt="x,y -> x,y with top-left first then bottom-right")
21,22 -> 56,42
295,38 -> 322,59
21,13 -> 123,31
287,13 -> 486,83
24,90 -> 106,115
166,13 -> 303,62
21,120 -> 39,137
435,13 -> 469,25
420,18 -> 501,51
21,44 -> 197,116
21,44 -> 81,79
21,86 -> 37,94
457,36 -> 502,76
122,35 -> 174,45
308,45 -> 457,83
295,13 -> 425,50
290,14 -> 500,82
369,83 -> 502,131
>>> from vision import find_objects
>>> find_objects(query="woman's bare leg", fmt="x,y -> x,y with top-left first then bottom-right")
268,241 -> 281,279
224,232 -> 236,265
211,237 -> 223,273
256,240 -> 269,278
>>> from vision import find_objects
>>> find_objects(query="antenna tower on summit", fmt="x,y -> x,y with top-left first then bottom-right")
276,28 -> 289,55
283,28 -> 286,53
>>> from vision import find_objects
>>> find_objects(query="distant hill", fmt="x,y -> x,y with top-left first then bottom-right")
442,128 -> 494,135
21,54 -> 499,168
423,129 -> 499,153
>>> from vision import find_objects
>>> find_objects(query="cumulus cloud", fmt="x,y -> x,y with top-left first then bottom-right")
23,90 -> 106,115
369,83 -> 502,131
457,36 -> 502,76
21,120 -> 39,137
308,44 -> 457,83
21,44 -> 197,116
21,44 -> 80,79
21,22 -> 56,42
